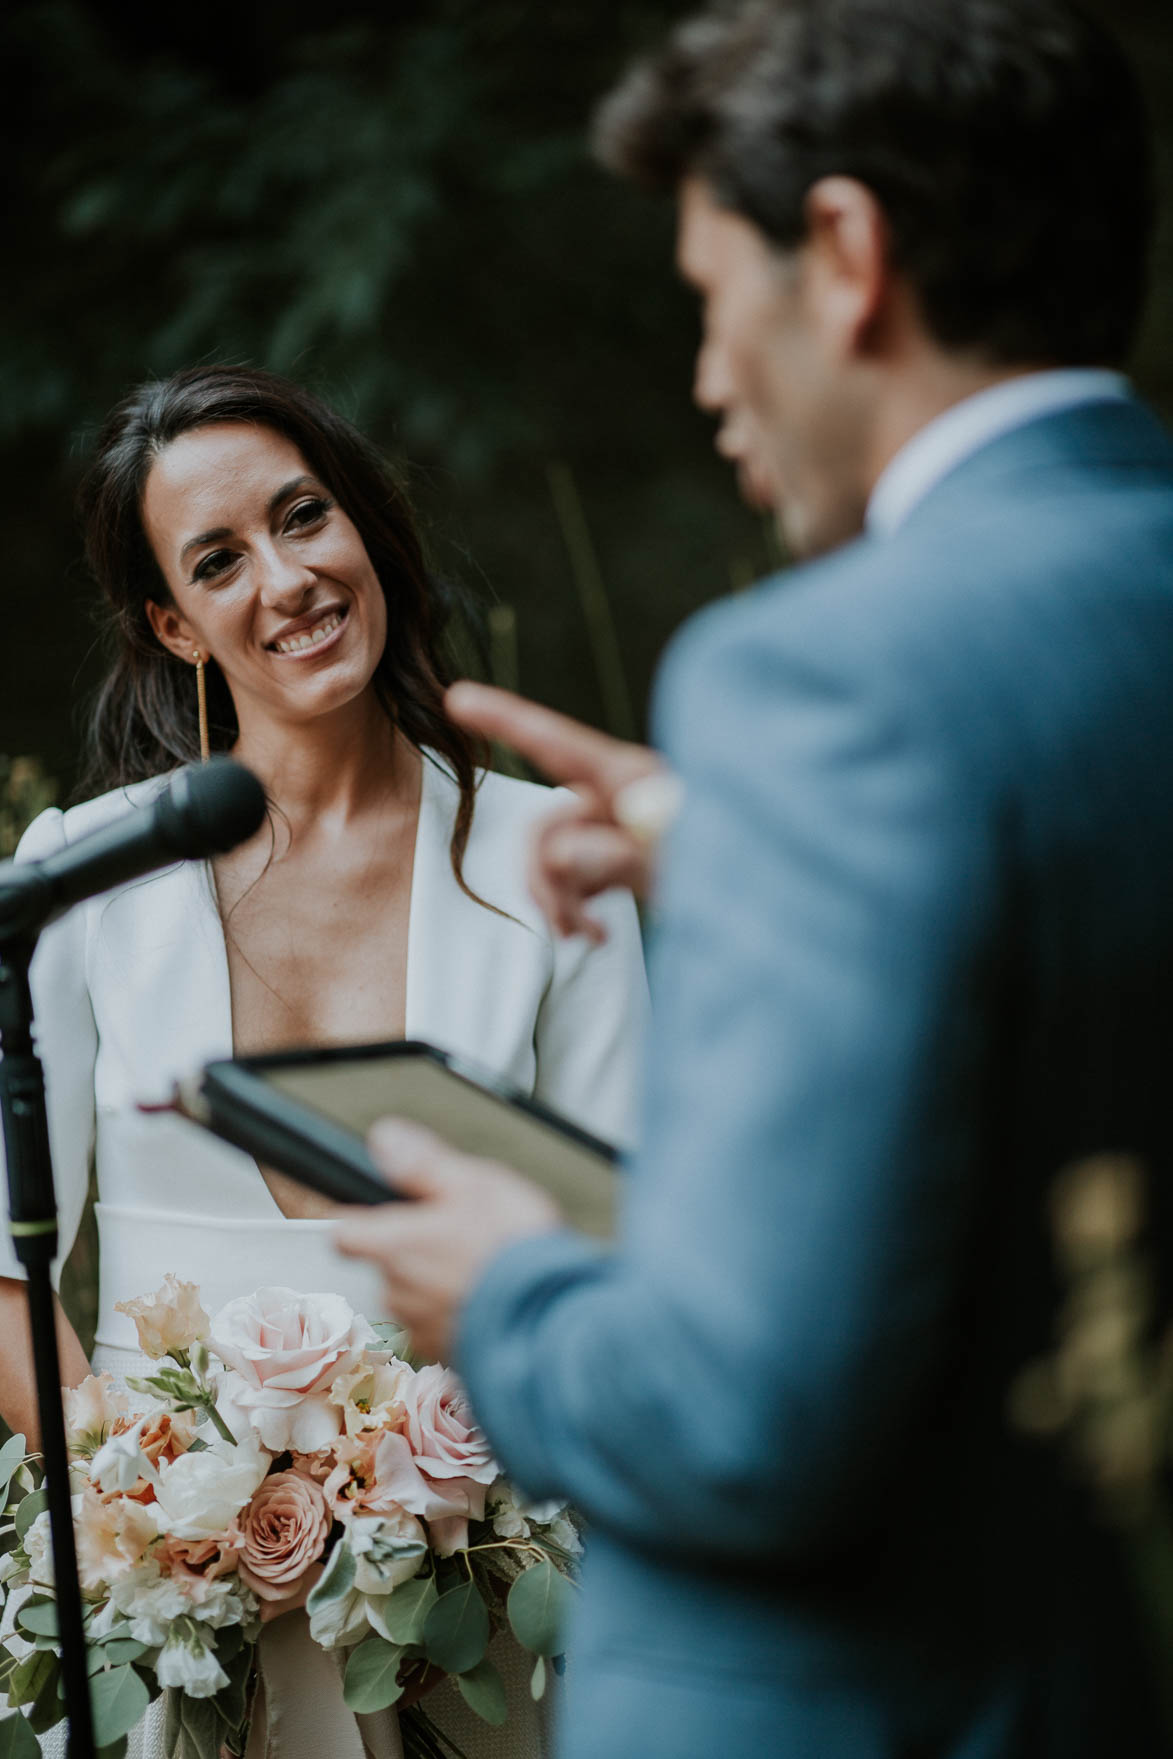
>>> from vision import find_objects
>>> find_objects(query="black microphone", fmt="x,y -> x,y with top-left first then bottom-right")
0,759 -> 267,942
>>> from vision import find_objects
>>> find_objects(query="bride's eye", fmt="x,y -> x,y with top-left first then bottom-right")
286,496 -> 332,532
193,548 -> 236,583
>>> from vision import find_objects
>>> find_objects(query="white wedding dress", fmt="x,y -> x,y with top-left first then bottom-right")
0,754 -> 649,1759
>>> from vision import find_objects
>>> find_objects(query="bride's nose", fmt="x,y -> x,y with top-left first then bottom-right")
255,543 -> 317,610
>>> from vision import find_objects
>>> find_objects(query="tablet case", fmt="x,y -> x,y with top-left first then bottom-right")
179,1040 -> 620,1239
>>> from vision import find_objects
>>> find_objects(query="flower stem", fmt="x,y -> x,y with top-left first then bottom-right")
202,1401 -> 237,1447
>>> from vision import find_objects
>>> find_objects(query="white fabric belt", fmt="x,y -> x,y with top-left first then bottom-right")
93,1203 -> 387,1349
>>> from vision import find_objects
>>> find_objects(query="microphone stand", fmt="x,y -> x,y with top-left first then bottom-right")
0,934 -> 95,1759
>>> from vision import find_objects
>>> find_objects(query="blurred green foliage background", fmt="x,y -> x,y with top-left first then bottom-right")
2,0 -> 1170,791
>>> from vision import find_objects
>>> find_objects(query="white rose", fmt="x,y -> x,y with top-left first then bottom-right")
156,1619 -> 229,1698
152,1437 -> 269,1541
209,1289 -> 375,1455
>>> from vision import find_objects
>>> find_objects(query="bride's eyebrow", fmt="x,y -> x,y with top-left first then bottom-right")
178,477 -> 322,565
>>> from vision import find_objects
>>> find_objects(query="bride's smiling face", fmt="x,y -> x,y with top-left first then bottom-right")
142,422 -> 388,729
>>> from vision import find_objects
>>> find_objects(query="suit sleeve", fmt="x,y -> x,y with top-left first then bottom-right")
457,603 -> 999,1565
531,886 -> 649,1152
0,808 -> 98,1287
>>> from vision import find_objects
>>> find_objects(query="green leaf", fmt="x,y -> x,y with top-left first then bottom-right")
376,1575 -> 438,1645
16,1600 -> 58,1639
0,1712 -> 39,1758
507,1559 -> 574,1657
163,1688 -> 223,1759
90,1662 -> 150,1748
8,1648 -> 54,1709
342,1635 -> 406,1714
422,1581 -> 489,1675
209,1643 -> 254,1741
530,1654 -> 547,1701
97,1739 -> 129,1759
0,1438 -> 27,1508
456,1657 -> 507,1725
13,1491 -> 48,1542
306,1538 -> 355,1614
25,1654 -> 63,1735
97,1638 -> 149,1666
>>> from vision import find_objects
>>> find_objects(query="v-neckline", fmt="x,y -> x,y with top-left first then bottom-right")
196,752 -> 436,1221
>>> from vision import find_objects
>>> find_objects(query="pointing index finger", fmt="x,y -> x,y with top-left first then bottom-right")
445,682 -> 619,789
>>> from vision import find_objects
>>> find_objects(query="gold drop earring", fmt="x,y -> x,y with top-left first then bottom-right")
193,650 -> 210,763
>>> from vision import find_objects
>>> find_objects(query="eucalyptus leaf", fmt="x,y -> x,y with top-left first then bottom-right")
342,1636 -> 406,1714
306,1539 -> 355,1613
456,1657 -> 507,1725
422,1581 -> 489,1675
97,1738 -> 129,1759
530,1654 -> 547,1701
17,1600 -> 58,1639
0,1713 -> 38,1758
0,1438 -> 27,1509
8,1648 -> 54,1709
90,1662 -> 150,1747
98,1639 -> 149,1666
507,1560 -> 574,1657
13,1491 -> 48,1542
211,1641 -> 254,1740
376,1575 -> 438,1645
163,1688 -> 223,1759
25,1654 -> 63,1736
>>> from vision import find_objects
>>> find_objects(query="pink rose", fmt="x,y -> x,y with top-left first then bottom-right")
209,1288 -> 375,1453
401,1366 -> 498,1488
368,1430 -> 484,1557
237,1471 -> 331,1616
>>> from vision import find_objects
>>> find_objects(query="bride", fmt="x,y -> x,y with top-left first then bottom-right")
0,364 -> 648,1757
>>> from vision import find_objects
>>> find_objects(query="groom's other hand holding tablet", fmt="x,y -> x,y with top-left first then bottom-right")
335,3 -> 1173,1756
335,1118 -> 559,1364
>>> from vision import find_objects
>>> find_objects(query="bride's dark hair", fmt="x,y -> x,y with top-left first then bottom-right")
78,363 -> 487,896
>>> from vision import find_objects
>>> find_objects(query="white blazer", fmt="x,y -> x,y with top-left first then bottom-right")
0,756 -> 649,1347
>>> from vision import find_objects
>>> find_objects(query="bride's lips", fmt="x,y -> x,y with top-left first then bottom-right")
265,604 -> 350,660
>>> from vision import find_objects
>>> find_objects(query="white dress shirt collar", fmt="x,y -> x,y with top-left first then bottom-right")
866,368 -> 1131,539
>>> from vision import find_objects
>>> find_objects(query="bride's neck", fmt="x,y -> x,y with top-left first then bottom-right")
231,692 -> 413,828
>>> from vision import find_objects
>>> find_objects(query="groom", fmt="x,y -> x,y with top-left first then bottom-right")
337,2 -> 1173,1754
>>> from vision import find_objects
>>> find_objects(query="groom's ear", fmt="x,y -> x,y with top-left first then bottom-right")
145,598 -> 201,665
801,176 -> 894,362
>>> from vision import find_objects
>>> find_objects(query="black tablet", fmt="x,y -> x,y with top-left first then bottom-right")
171,1040 -> 620,1239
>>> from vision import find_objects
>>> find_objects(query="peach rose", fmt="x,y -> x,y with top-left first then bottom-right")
115,1275 -> 210,1360
236,1470 -> 331,1615
210,1288 -> 375,1453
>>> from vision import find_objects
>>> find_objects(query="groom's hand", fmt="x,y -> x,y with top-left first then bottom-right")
333,1119 -> 561,1362
445,682 -> 679,941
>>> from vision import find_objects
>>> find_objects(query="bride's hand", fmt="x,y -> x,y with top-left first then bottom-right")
445,682 -> 677,939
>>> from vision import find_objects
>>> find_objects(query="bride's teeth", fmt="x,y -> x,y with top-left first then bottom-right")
273,611 -> 342,654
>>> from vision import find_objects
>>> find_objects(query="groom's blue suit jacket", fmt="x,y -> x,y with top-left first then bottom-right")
459,394 -> 1173,1757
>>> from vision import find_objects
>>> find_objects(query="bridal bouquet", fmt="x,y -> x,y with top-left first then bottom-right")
0,1279 -> 579,1759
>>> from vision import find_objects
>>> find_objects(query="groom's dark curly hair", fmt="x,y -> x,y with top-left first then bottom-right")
593,0 -> 1154,368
